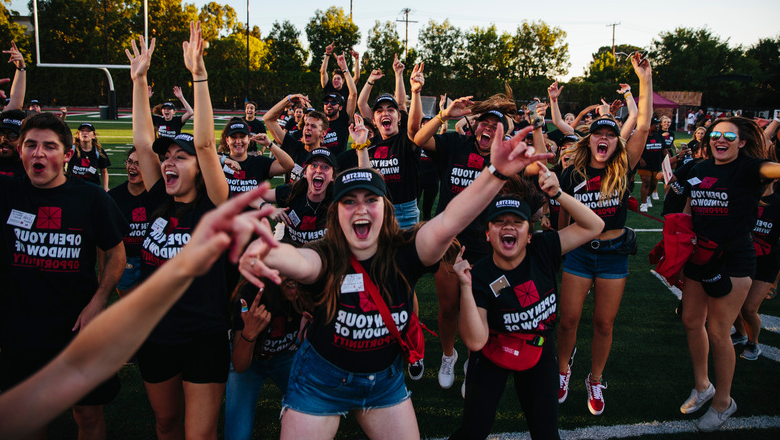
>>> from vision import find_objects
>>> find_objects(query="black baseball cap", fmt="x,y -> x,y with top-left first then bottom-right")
305,148 -> 337,167
333,169 -> 387,202
561,134 -> 580,145
477,110 -> 509,131
162,102 -> 176,110
0,109 -> 25,133
29,99 -> 40,105
78,123 -> 95,132
589,118 -> 620,137
372,94 -> 399,111
224,120 -> 250,136
323,93 -> 344,107
152,133 -> 196,155
488,195 -> 532,222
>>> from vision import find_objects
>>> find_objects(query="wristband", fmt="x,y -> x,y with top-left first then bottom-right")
219,155 -> 226,166
352,139 -> 371,150
623,91 -> 632,98
541,214 -> 550,218
240,332 -> 257,343
192,78 -> 207,83
550,189 -> 563,200
367,81 -> 374,86
16,67 -> 25,71
774,116 -> 780,124
487,164 -> 508,180
436,111 -> 447,124
286,95 -> 292,104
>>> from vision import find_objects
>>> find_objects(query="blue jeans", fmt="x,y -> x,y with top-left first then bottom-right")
116,256 -> 141,291
224,350 -> 295,440
394,199 -> 420,229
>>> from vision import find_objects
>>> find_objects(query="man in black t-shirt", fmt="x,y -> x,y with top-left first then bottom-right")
0,113 -> 128,439
321,53 -> 357,155
152,87 -> 194,139
243,100 -> 266,155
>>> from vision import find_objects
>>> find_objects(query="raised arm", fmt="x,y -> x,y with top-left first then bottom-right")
454,248 -> 489,351
259,134 -> 294,176
351,48 -> 360,84
415,125 -> 552,265
320,41 -> 334,88
173,86 -> 194,123
414,96 -> 474,151
763,116 -> 780,148
618,83 -> 637,139
572,104 -> 598,128
392,54 -> 407,111
336,53 -> 358,118
358,69 -> 383,119
126,36 -> 162,190
264,94 -> 306,144
183,21 -> 228,205
407,63 -> 424,141
547,81 -> 573,135
349,114 -> 371,168
3,41 -> 25,110
526,102 -> 548,175
624,53 -> 654,169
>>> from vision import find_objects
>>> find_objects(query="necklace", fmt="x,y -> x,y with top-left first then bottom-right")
305,197 -> 322,214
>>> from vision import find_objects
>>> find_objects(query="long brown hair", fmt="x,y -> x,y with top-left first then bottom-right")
704,117 -> 768,160
568,116 -> 631,200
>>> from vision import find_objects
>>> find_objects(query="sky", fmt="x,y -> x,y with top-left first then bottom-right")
9,0 -> 780,80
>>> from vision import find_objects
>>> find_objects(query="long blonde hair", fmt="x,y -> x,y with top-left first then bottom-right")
568,117 -> 631,200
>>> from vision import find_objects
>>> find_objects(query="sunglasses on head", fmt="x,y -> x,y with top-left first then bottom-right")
709,131 -> 737,142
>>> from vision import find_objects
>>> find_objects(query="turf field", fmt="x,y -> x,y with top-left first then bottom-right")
43,111 -> 780,439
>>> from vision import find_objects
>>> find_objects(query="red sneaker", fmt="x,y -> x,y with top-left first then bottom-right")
586,373 -> 608,415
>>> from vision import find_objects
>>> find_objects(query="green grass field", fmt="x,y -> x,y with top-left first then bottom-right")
43,114 -> 780,438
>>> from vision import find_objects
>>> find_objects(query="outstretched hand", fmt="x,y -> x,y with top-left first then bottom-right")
443,96 -> 474,120
335,53 -> 348,71
173,86 -> 184,99
238,220 -> 284,288
392,53 -> 404,75
631,51 -> 652,80
125,35 -> 156,81
4,41 -> 25,70
410,63 -> 424,94
240,288 -> 271,341
490,125 -> 553,176
548,80 -> 563,101
536,161 -> 560,198
452,246 -> 472,286
325,41 -> 335,55
368,69 -> 384,83
182,21 -> 206,78
349,114 -> 369,145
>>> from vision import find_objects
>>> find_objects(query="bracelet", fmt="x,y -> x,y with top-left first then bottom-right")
219,155 -> 226,166
550,189 -> 563,200
774,117 -> 780,124
624,92 -> 633,98
487,164 -> 508,180
240,332 -> 257,343
367,81 -> 374,86
352,139 -> 371,150
541,214 -> 550,218
192,78 -> 207,83
286,95 -> 292,104
258,201 -> 268,209
436,111 -> 447,124
16,67 -> 25,71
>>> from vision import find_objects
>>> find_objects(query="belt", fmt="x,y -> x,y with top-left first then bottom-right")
587,230 -> 626,250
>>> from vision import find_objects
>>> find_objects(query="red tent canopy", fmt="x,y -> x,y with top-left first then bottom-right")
629,92 -> 679,109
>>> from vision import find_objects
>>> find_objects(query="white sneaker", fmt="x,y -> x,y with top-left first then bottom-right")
408,359 -> 424,380
438,350 -> 458,389
680,383 -> 715,414
652,192 -> 659,200
640,203 -> 648,212
696,398 -> 737,432
646,196 -> 653,208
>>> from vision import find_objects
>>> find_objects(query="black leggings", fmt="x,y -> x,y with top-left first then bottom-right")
450,342 -> 560,440
419,181 -> 439,220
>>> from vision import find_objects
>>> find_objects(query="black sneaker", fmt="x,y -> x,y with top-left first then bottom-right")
408,359 -> 424,380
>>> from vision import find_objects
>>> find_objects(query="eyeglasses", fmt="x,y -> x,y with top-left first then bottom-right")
0,130 -> 19,141
709,131 -> 737,142
124,159 -> 140,167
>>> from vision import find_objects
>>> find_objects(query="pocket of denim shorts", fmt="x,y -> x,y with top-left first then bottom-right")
297,366 -> 347,391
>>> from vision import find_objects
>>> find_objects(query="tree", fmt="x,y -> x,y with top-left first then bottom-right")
363,21 -> 403,74
263,20 -> 309,100
456,25 -> 513,96
585,44 -> 643,85
0,1 -> 31,67
417,19 -> 463,95
744,36 -> 780,107
512,20 -> 569,79
304,6 -> 359,71
198,1 -> 237,41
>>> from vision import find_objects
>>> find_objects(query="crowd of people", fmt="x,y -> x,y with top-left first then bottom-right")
1,20 -> 780,440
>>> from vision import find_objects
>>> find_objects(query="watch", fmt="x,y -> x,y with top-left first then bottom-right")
488,164 -> 508,180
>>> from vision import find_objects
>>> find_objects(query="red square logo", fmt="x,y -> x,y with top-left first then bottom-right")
514,280 -> 540,308
360,291 -> 378,312
131,207 -> 146,222
234,171 -> 246,180
374,146 -> 389,159
586,176 -> 602,191
300,216 -> 316,231
699,177 -> 718,189
468,153 -> 484,169
36,207 -> 62,229
81,158 -> 90,167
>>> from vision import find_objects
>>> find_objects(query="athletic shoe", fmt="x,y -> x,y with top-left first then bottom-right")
640,203 -> 648,212
461,357 -> 469,399
696,398 -> 737,432
730,333 -> 748,346
652,192 -> 660,200
740,343 -> 762,361
558,346 -> 577,403
438,350 -> 458,389
408,359 -> 424,380
680,383 -> 715,414
646,196 -> 653,208
586,374 -> 607,415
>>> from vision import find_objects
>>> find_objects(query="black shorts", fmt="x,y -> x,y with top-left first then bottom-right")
0,347 -> 120,406
754,253 -> 780,283
684,237 -> 756,281
137,332 -> 230,384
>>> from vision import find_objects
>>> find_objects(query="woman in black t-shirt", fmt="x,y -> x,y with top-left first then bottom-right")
66,123 -> 110,191
451,174 -> 603,439
238,124 -> 549,439
556,53 -> 653,416
127,23 -> 232,440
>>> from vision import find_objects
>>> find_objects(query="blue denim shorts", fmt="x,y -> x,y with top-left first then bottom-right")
394,199 -> 420,229
282,340 -> 410,416
563,242 -> 629,280
117,256 -> 141,291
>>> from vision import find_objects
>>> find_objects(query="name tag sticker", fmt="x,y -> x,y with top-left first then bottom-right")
292,164 -> 304,176
150,217 -> 168,235
87,166 -> 97,174
489,275 -> 510,297
687,177 -> 702,186
573,180 -> 587,193
341,273 -> 364,294
287,210 -> 301,227
223,164 -> 235,175
7,209 -> 36,229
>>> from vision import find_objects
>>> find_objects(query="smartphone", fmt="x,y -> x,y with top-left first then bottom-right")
528,100 -> 539,114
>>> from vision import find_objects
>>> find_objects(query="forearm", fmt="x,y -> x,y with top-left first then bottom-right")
344,70 -> 358,118
352,57 -> 360,83
7,68 -> 25,110
101,169 -> 109,191
357,80 -> 373,119
356,146 -> 370,168
395,71 -> 407,111
413,118 -> 442,150
94,246 -> 126,306
179,95 -> 194,121
132,75 -> 161,190
269,143 -> 294,173
231,333 -> 256,373
407,89 -> 423,140
320,55 -> 329,88
263,97 -> 289,143
458,287 -> 488,352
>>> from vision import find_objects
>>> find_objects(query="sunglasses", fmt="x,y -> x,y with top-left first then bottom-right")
709,131 -> 737,142
0,130 -> 19,141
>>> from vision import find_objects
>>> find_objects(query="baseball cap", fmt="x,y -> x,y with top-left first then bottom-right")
372,94 -> 399,111
161,102 -> 176,110
333,169 -> 387,202
589,118 -> 620,136
224,120 -> 250,136
323,93 -> 344,107
561,134 -> 580,145
305,148 -> 337,167
487,195 -> 532,222
0,109 -> 25,133
152,133 -> 196,155
78,123 -> 96,132
29,99 -> 40,105
477,110 -> 509,131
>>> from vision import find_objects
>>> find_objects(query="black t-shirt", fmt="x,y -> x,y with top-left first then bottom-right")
663,158 -> 702,216
548,169 -> 562,230
224,154 -> 274,195
639,131 -> 668,171
305,235 -> 438,373
419,149 -> 438,186
661,130 -> 675,150
431,132 -> 493,257
324,81 -> 350,102
471,232 -> 562,338
67,147 -> 110,186
275,184 -> 330,246
140,180 -> 229,343
0,157 -> 24,177
322,111 -> 350,155
244,117 -> 266,135
685,155 -> 767,244
280,134 -> 312,184
232,282 -> 302,360
152,114 -> 185,139
108,181 -> 149,259
337,115 -> 421,204
0,175 -> 127,349
753,193 -> 780,253
560,165 -> 632,232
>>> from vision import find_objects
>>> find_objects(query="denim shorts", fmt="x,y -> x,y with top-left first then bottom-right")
563,241 -> 629,280
282,339 -> 410,416
394,199 -> 420,229
117,256 -> 141,291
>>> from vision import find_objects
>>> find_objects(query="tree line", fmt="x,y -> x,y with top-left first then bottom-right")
1,2 -> 777,112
